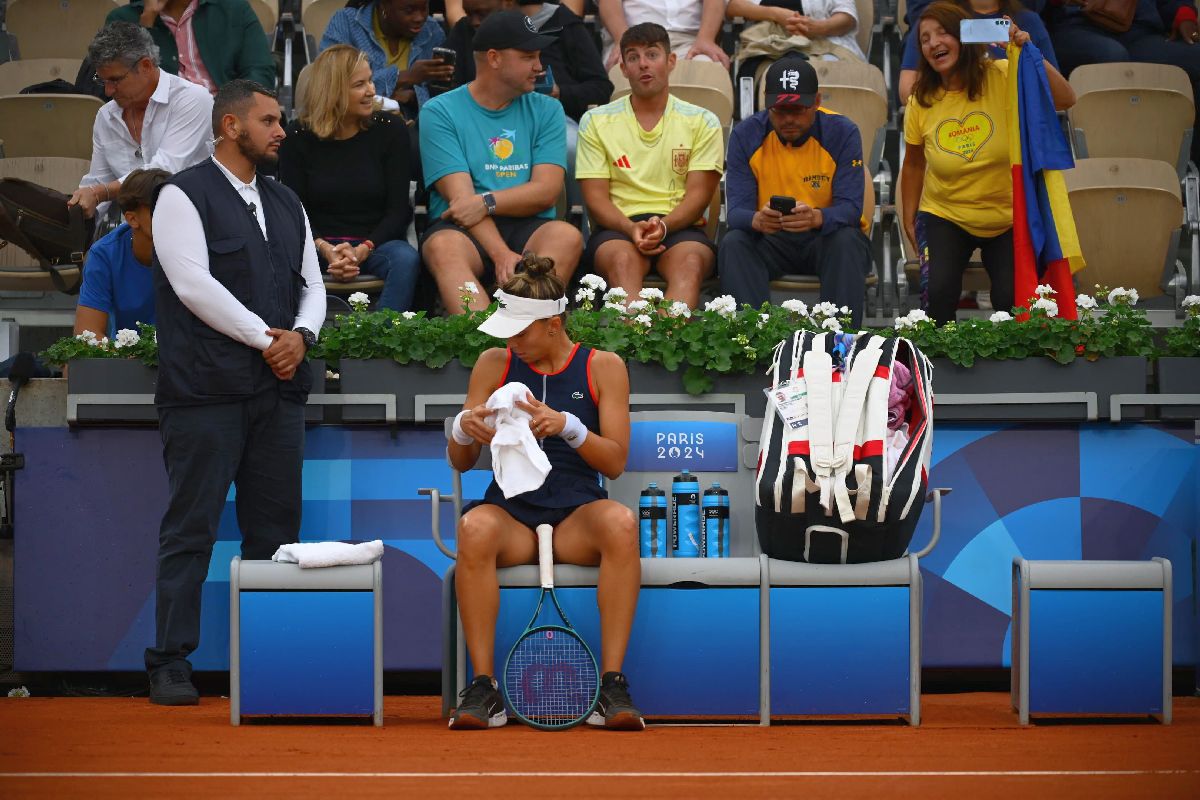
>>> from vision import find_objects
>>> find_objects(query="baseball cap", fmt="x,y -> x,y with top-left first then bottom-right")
473,11 -> 560,52
764,57 -> 818,109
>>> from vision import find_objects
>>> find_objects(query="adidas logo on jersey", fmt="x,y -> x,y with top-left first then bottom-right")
613,155 -> 632,169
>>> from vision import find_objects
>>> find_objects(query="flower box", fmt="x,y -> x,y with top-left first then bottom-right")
336,358 -> 474,423
1156,357 -> 1200,420
626,362 -> 769,418
930,356 -> 1148,421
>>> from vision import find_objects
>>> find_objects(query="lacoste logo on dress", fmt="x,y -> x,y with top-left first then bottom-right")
572,391 -> 584,400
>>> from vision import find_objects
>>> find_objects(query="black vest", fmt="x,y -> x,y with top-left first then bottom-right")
154,158 -> 313,407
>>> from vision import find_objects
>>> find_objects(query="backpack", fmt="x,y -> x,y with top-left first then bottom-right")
754,331 -> 934,564
0,177 -> 93,293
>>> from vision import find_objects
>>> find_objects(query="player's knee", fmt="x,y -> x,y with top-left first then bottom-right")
597,504 -> 638,553
456,511 -> 501,560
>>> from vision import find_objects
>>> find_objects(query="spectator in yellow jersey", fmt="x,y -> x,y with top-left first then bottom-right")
576,23 -> 723,308
718,58 -> 872,326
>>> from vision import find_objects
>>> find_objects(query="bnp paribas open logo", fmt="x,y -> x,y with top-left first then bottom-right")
488,129 -> 516,160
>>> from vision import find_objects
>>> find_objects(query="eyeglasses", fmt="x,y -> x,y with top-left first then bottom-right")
93,68 -> 134,88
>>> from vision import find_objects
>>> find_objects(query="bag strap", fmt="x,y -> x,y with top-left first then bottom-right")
829,338 -> 882,522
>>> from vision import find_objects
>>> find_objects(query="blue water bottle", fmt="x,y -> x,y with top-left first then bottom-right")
672,469 -> 701,557
639,483 -> 668,558
702,483 -> 730,558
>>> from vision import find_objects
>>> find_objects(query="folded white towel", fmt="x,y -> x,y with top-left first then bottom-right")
486,381 -> 552,499
272,540 -> 385,569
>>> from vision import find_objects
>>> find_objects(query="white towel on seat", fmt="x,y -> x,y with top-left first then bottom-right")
272,539 -> 384,569
486,381 -> 552,499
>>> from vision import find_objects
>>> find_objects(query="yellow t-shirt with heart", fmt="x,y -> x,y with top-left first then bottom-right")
904,59 -> 1011,238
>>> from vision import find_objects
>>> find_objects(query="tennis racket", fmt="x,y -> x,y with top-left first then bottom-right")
501,523 -> 600,730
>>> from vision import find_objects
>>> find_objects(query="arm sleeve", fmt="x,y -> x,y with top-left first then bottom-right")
367,121 -> 413,245
319,9 -> 351,49
903,97 -> 924,146
77,242 -> 115,315
418,100 -> 470,187
688,111 -> 725,174
234,1 -> 278,87
293,211 -> 327,334
152,184 -> 274,351
532,97 -> 567,169
80,121 -> 118,186
725,122 -> 759,233
574,110 -> 611,179
557,21 -> 614,120
820,121 -> 865,236
140,86 -> 214,179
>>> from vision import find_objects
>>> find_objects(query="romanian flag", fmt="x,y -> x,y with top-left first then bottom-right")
1007,42 -> 1085,319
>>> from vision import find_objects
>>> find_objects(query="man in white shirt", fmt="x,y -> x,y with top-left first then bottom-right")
598,0 -> 732,68
726,0 -> 866,61
145,80 -> 326,706
67,22 -> 213,219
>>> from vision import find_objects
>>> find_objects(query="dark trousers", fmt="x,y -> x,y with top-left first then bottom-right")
916,211 -> 1014,326
144,391 -> 305,674
718,226 -> 872,327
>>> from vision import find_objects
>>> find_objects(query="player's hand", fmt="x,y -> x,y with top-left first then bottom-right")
752,205 -> 784,234
1171,18 -> 1200,43
516,392 -> 564,439
781,204 -> 823,232
67,186 -> 101,219
459,403 -> 497,445
442,193 -> 489,228
685,38 -> 732,68
263,328 -> 306,380
492,248 -> 524,285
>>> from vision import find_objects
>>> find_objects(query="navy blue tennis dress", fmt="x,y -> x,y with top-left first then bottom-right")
468,343 -> 607,529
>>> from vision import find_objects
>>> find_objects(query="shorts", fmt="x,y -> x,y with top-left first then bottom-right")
421,215 -> 553,276
585,212 -> 715,268
463,495 -> 601,532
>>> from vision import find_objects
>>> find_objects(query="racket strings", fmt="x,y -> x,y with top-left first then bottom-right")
504,628 -> 598,727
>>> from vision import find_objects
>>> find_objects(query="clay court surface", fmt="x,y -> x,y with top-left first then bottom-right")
1,694 -> 1198,798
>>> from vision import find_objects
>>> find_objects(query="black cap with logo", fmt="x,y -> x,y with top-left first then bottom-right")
473,10 -> 561,52
764,57 -> 818,109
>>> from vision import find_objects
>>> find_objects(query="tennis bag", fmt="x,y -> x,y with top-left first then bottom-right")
754,331 -> 934,564
0,177 -> 92,292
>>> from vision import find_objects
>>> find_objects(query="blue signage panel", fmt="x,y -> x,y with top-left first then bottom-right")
626,420 -> 739,472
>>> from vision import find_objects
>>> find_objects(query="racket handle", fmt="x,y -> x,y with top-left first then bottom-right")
536,524 -> 554,589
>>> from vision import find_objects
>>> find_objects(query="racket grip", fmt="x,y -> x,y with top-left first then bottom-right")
536,524 -> 554,588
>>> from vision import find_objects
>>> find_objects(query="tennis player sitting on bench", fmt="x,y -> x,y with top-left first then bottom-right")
449,253 -> 644,731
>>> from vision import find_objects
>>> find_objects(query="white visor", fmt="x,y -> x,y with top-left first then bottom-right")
477,290 -> 568,338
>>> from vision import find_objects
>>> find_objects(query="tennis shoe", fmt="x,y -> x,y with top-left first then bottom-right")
148,665 -> 198,706
587,671 -> 645,730
449,675 -> 507,730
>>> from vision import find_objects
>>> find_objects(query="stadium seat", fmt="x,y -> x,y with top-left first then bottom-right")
302,0 -> 346,58
247,0 -> 280,43
0,156 -> 90,293
609,59 -> 735,131
1064,157 -> 1185,303
0,58 -> 83,95
853,0 -> 874,61
1068,62 -> 1194,177
324,273 -> 387,300
5,0 -> 120,60
0,94 -> 103,159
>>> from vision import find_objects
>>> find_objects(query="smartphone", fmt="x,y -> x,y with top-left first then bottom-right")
431,46 -> 457,67
960,18 -> 1010,44
769,195 -> 796,214
534,64 -> 555,95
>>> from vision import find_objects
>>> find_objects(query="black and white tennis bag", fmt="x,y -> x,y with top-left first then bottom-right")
754,331 -> 934,564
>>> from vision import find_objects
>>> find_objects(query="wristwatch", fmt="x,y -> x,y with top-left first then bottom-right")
482,192 -> 497,216
293,327 -> 317,350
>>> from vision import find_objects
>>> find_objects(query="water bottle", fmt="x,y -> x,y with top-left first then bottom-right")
638,483 -> 668,558
702,483 -> 730,558
672,469 -> 701,557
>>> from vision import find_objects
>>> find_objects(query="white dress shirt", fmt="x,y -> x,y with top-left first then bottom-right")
747,0 -> 865,60
80,69 -> 214,188
154,156 -> 326,353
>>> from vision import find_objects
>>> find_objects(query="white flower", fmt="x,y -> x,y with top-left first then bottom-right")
667,301 -> 691,318
781,299 -> 808,315
840,305 -> 851,316
906,309 -> 930,324
638,287 -> 664,302
574,287 -> 596,304
602,287 -> 628,303
348,291 -> 370,310
1032,297 -> 1059,317
401,311 -> 417,319
703,295 -> 738,318
757,313 -> 771,329
580,274 -> 607,291
626,299 -> 651,314
1183,295 -> 1200,316
1075,294 -> 1098,311
1107,287 -> 1139,306
325,369 -> 339,380
633,314 -> 653,327
990,311 -> 1014,323
113,328 -> 140,349
461,281 -> 479,295
1034,284 -> 1056,298
604,301 -> 625,312
97,337 -> 109,348
75,330 -> 99,344
811,301 -> 840,318
821,317 -> 842,332
894,316 -> 916,331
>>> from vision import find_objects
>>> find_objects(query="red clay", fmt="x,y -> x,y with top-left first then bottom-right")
1,694 -> 1198,799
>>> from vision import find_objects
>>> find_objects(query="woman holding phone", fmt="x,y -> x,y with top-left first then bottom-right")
899,1 -> 1074,324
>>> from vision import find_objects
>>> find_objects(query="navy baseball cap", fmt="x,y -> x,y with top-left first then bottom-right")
473,11 -> 560,52
764,57 -> 818,108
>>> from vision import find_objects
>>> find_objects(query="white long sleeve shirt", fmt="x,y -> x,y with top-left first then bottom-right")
153,156 -> 326,352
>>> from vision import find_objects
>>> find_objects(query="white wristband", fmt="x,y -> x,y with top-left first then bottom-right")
451,410 -> 475,446
559,411 -> 588,449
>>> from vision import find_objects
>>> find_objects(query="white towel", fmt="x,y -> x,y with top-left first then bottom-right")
486,381 -> 552,499
272,539 -> 385,569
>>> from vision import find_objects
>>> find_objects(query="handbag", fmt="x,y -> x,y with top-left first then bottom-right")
0,177 -> 94,293
1082,0 -> 1137,34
